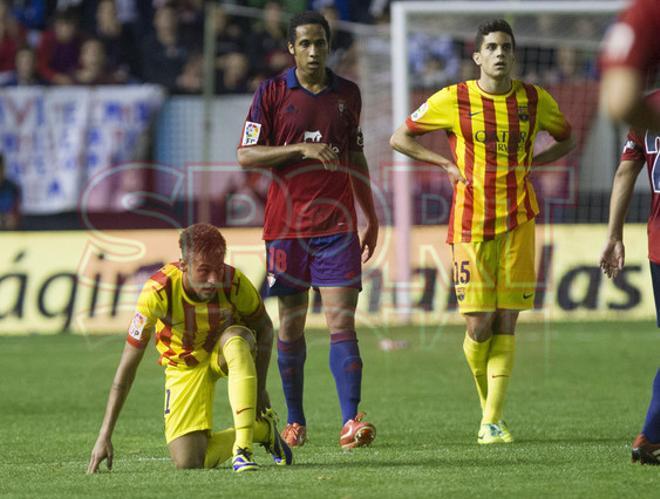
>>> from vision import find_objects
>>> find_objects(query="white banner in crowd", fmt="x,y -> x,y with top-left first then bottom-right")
0,85 -> 165,214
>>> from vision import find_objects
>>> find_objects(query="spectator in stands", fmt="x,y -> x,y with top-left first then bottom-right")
320,4 -> 356,78
140,3 -> 189,92
213,4 -> 245,59
36,9 -> 84,85
3,46 -> 46,85
0,154 -> 21,230
177,0 -> 204,51
176,51 -> 202,94
12,0 -> 50,31
73,38 -> 121,85
541,46 -> 597,84
0,0 -> 25,74
247,1 -> 292,82
216,51 -> 250,94
408,32 -> 459,89
94,0 -> 139,80
208,4 -> 249,94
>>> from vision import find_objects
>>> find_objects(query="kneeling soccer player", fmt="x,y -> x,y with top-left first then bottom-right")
87,223 -> 292,473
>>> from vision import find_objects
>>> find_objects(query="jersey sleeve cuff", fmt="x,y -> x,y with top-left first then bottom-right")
126,335 -> 147,349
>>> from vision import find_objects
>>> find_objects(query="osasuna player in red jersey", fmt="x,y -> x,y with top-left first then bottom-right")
237,11 -> 378,449
600,91 -> 660,465
600,0 -> 660,130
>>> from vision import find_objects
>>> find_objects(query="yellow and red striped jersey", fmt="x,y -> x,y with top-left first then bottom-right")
126,262 -> 263,368
406,80 -> 571,243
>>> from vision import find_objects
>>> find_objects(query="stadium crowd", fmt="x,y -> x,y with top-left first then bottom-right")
0,1 -> 599,94
0,0 -> 370,93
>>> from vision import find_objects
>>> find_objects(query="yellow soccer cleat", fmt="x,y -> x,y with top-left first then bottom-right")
478,423 -> 507,445
232,448 -> 259,472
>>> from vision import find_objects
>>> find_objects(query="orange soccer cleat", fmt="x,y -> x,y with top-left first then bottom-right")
281,422 -> 307,448
339,412 -> 376,450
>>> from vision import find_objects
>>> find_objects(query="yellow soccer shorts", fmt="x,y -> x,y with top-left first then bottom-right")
163,326 -> 256,443
451,219 -> 536,313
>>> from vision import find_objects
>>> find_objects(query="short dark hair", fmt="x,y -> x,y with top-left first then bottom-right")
179,223 -> 226,261
288,10 -> 331,46
475,19 -> 515,51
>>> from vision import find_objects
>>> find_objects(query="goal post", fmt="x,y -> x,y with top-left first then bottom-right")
390,0 -> 626,320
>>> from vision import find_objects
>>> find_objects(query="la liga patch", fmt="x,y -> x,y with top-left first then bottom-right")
242,121 -> 262,146
411,102 -> 429,122
128,312 -> 147,340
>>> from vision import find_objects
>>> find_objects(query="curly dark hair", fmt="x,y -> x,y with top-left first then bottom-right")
288,10 -> 331,46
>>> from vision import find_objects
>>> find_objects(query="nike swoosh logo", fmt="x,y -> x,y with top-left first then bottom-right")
468,111 -> 482,117
236,407 -> 253,415
523,293 -> 534,299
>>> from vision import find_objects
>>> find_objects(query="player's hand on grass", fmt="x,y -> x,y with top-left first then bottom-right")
87,436 -> 113,474
360,222 -> 379,263
600,239 -> 625,278
299,142 -> 339,171
444,163 -> 467,186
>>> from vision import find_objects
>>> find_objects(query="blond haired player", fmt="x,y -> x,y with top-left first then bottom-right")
391,19 -> 575,444
87,223 -> 291,472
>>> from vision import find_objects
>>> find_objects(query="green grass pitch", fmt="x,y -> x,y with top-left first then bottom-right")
1,321 -> 659,498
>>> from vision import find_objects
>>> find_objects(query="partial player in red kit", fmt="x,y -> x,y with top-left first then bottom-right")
237,11 -> 379,450
600,91 -> 660,465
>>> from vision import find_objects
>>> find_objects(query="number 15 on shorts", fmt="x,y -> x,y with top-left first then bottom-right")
453,260 -> 471,284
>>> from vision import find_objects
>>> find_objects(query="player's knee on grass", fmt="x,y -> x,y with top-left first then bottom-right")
169,431 -> 207,469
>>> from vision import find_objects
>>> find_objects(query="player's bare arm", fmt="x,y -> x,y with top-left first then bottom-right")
87,342 -> 146,473
389,123 -> 467,185
532,133 -> 577,165
349,151 -> 379,262
237,142 -> 339,171
600,158 -> 645,278
243,307 -> 274,415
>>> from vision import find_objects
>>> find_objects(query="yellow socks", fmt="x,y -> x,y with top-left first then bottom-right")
223,335 -> 257,454
204,429 -> 234,468
482,334 -> 516,424
463,333 -> 492,411
204,420 -> 270,468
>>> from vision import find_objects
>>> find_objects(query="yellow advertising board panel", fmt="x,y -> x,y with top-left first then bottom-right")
0,224 -> 655,335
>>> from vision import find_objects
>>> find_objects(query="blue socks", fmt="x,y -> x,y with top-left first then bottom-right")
329,331 -> 363,424
642,368 -> 660,443
277,336 -> 306,426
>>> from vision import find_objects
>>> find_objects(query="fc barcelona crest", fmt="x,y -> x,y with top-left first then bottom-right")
518,106 -> 529,121
338,100 -> 345,113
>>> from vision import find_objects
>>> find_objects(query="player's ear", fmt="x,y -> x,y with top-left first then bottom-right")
472,52 -> 481,67
179,257 -> 188,273
288,42 -> 295,56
